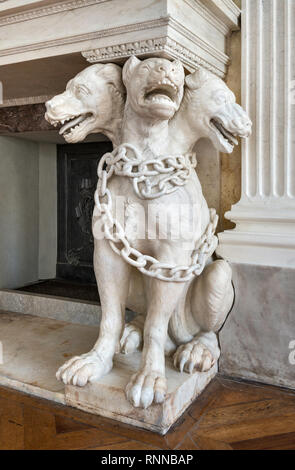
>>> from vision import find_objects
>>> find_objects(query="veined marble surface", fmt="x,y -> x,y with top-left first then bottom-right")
219,263 -> 295,390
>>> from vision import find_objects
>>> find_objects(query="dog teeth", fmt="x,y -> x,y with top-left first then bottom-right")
155,79 -> 177,90
158,78 -> 177,90
150,95 -> 171,103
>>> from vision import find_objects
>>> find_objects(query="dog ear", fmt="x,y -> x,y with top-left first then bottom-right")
99,63 -> 126,97
122,56 -> 141,85
185,68 -> 209,90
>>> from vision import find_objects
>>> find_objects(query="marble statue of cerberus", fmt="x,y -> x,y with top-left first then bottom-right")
45,56 -> 251,409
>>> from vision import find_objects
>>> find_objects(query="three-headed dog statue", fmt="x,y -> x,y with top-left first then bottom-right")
45,56 -> 251,409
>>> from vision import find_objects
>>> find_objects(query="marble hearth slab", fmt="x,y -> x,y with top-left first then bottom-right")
65,356 -> 217,435
0,311 -> 216,434
0,289 -> 101,326
0,311 -> 99,403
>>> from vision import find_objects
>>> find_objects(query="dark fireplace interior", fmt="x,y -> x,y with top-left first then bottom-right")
18,140 -> 113,302
56,141 -> 112,283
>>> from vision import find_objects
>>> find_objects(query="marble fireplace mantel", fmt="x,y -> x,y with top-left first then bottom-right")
0,0 -> 240,107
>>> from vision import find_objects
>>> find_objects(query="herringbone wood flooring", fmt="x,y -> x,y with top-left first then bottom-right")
0,376 -> 294,450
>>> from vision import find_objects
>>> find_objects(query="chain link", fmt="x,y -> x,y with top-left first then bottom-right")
94,144 -> 218,283
99,143 -> 197,199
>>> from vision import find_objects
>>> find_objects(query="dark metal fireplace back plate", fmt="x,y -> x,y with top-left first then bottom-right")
57,141 -> 112,283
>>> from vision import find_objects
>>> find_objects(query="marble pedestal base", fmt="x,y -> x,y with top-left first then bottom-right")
0,311 -> 217,435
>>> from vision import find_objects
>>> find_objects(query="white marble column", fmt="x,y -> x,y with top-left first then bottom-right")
217,0 -> 295,268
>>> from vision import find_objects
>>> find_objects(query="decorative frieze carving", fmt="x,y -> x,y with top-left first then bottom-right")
82,37 -> 226,77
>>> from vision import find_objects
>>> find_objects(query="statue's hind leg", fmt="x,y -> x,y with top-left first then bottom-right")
173,259 -> 234,374
120,314 -> 177,356
120,315 -> 145,355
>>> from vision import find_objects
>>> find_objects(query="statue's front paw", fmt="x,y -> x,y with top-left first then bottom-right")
120,322 -> 143,354
173,340 -> 217,374
56,351 -> 112,387
126,369 -> 167,409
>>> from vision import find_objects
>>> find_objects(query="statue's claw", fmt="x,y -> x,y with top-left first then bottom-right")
125,370 -> 167,408
56,351 -> 112,386
173,339 -> 218,374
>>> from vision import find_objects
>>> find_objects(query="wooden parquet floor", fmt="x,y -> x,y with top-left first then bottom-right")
0,375 -> 294,450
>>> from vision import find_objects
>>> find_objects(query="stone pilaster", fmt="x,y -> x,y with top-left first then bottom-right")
217,0 -> 295,268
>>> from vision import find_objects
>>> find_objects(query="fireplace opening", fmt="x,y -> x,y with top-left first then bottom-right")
17,140 -> 112,303
16,278 -> 100,303
56,141 -> 112,285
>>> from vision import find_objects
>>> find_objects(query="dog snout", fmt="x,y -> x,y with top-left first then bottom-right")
152,61 -> 183,84
233,104 -> 252,137
224,103 -> 252,138
156,61 -> 172,76
44,98 -> 56,123
45,94 -> 65,113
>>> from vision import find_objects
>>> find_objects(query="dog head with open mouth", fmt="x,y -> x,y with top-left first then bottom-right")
45,63 -> 125,146
122,56 -> 185,121
182,68 -> 252,153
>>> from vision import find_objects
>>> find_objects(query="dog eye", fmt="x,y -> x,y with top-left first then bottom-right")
212,90 -> 227,105
76,86 -> 89,96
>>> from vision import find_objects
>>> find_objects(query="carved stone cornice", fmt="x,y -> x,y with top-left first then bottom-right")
0,0 -> 110,26
0,0 -> 237,94
220,0 -> 241,17
185,0 -> 229,35
199,0 -> 240,29
2,14 -> 228,77
169,16 -> 228,67
0,17 -> 169,58
82,36 -> 226,77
